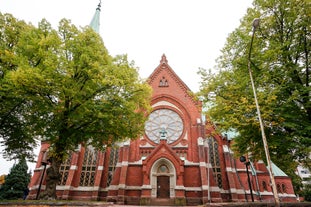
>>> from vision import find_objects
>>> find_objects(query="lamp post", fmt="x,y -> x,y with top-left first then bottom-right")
36,161 -> 48,200
240,156 -> 254,202
247,18 -> 280,207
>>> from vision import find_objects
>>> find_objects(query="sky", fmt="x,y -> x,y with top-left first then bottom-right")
0,0 -> 253,175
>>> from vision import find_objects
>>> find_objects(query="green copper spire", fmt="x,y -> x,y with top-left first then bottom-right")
90,1 -> 101,33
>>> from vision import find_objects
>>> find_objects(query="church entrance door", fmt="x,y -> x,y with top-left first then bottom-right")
157,176 -> 170,198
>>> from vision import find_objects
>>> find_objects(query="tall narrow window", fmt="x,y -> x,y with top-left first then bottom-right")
208,137 -> 222,188
107,147 -> 119,186
282,184 -> 287,193
277,183 -> 282,193
79,146 -> 98,186
58,153 -> 72,185
262,181 -> 268,191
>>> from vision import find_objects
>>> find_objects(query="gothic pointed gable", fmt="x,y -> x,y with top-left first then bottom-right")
148,54 -> 199,107
142,140 -> 184,177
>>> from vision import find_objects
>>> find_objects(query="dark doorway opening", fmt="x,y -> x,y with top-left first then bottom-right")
157,176 -> 170,198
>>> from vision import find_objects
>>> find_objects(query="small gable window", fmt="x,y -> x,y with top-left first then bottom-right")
159,76 -> 169,87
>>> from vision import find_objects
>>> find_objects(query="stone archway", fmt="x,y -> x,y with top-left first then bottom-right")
150,158 -> 176,198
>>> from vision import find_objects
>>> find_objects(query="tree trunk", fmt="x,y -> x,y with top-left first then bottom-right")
40,157 -> 61,200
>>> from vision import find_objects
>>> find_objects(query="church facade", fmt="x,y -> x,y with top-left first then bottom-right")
28,55 -> 297,205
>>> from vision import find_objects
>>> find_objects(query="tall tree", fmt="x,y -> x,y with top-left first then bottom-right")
0,14 -> 151,199
198,0 -> 310,191
0,157 -> 31,200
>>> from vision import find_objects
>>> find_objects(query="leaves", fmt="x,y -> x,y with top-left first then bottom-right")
198,0 -> 311,190
0,13 -> 152,165
0,157 -> 31,200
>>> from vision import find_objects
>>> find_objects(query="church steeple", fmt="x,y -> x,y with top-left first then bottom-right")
89,1 -> 101,33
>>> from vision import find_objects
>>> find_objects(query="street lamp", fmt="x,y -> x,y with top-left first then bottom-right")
240,156 -> 254,202
247,18 -> 280,206
36,152 -> 48,200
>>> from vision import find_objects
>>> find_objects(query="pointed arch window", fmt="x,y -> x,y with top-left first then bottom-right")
262,180 -> 268,191
58,153 -> 72,185
277,183 -> 282,193
79,146 -> 98,186
208,137 -> 222,188
282,183 -> 287,193
107,147 -> 119,186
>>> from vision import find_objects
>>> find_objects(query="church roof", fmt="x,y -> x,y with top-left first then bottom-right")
268,162 -> 288,177
89,1 -> 101,33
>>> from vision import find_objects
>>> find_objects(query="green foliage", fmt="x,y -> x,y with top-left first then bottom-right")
0,13 -> 152,165
198,0 -> 310,190
0,13 -> 38,161
0,157 -> 31,200
302,184 -> 311,202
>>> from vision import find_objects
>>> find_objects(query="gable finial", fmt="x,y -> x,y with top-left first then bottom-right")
160,54 -> 168,64
97,0 -> 102,11
90,0 -> 101,33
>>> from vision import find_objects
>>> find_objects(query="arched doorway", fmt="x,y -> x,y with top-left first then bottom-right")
150,158 -> 176,198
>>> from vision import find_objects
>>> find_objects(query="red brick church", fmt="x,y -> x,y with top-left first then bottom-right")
28,54 -> 297,205
28,2 -> 297,205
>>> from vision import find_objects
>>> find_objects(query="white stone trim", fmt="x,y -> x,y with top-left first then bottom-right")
223,145 -> 229,152
201,185 -> 209,190
121,161 -> 129,166
123,139 -> 130,146
199,162 -> 206,167
130,160 -> 143,165
124,185 -> 143,190
70,165 -> 78,170
141,185 -> 152,189
197,137 -> 204,145
175,185 -> 185,190
56,185 -> 72,190
226,167 -> 236,172
116,161 -> 129,167
185,187 -> 202,191
107,185 -> 119,190
184,160 -> 200,166
152,101 -> 182,114
97,166 -> 104,170
150,158 -> 176,198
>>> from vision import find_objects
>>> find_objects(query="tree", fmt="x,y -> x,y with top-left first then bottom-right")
0,157 -> 31,200
198,0 -> 310,191
0,14 -> 152,199
302,184 -> 311,201
0,13 -> 38,161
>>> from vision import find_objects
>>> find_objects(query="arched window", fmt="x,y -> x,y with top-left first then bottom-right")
107,147 -> 119,186
277,183 -> 282,193
262,180 -> 268,191
208,137 -> 222,188
159,76 -> 169,87
79,146 -> 98,186
58,153 -> 72,185
282,183 -> 287,193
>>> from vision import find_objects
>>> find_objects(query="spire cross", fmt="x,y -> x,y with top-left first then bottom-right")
97,0 -> 102,11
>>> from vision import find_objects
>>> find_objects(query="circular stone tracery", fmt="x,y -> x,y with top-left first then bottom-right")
145,109 -> 183,144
